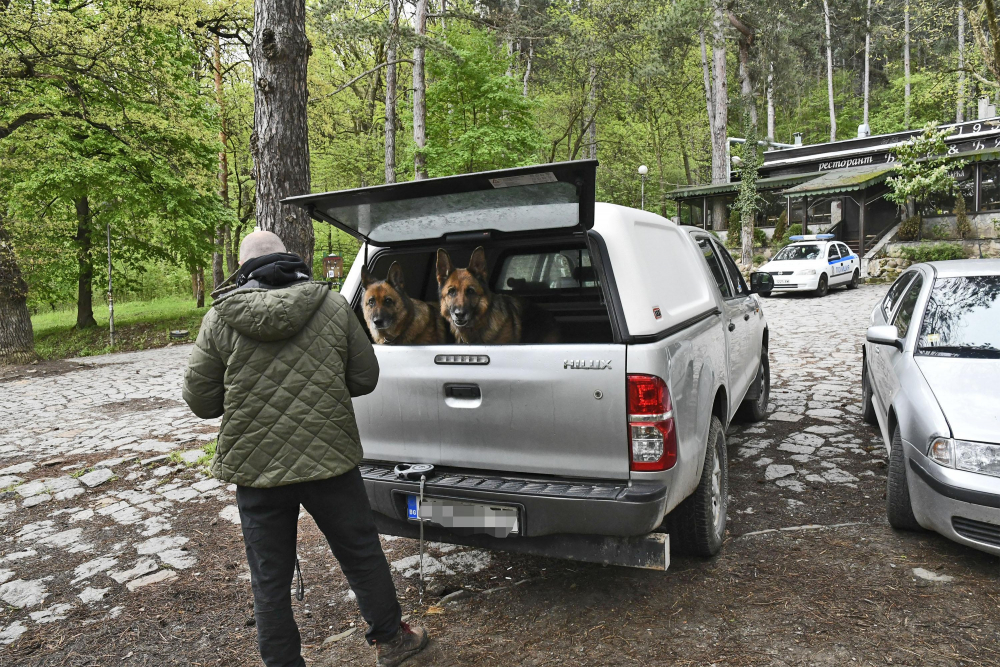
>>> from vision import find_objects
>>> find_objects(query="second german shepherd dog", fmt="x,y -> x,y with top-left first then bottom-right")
437,247 -> 559,344
361,262 -> 450,345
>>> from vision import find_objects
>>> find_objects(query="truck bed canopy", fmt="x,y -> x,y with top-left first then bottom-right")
283,161 -> 597,246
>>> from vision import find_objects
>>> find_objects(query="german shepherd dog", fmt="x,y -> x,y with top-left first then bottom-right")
361,262 -> 450,345
436,247 -> 559,344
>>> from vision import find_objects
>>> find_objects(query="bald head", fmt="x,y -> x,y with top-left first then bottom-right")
239,231 -> 286,265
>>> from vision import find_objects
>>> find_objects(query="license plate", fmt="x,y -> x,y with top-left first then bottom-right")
776,279 -> 790,284
407,495 -> 519,537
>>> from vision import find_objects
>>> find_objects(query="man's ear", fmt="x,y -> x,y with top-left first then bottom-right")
387,262 -> 405,291
361,266 -> 376,289
468,247 -> 488,281
436,249 -> 454,285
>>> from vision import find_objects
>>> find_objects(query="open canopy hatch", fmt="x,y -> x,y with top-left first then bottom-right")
282,161 -> 597,246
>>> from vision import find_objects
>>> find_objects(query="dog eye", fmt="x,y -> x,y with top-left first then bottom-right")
367,298 -> 375,307
383,297 -> 393,306
448,287 -> 457,296
465,287 -> 476,296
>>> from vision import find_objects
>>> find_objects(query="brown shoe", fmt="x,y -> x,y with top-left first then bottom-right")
376,622 -> 429,667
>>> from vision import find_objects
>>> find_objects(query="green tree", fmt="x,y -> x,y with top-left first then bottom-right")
885,124 -> 965,218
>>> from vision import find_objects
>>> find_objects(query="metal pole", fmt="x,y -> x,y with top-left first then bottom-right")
106,220 -> 115,347
641,174 -> 646,210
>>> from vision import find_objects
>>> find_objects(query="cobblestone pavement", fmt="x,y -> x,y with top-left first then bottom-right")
2,285 -> 999,666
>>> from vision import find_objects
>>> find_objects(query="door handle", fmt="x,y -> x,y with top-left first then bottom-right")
728,322 -> 736,332
445,383 -> 481,400
743,313 -> 751,321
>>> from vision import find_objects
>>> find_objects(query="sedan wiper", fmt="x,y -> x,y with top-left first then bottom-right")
917,345 -> 1000,359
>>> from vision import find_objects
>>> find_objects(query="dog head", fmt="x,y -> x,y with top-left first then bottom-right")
437,247 -> 490,329
361,263 -> 411,340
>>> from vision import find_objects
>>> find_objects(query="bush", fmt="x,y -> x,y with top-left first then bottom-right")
775,223 -> 802,248
772,210 -> 787,246
898,243 -> 967,263
898,214 -> 921,241
752,254 -> 767,267
955,195 -> 973,239
726,212 -> 768,248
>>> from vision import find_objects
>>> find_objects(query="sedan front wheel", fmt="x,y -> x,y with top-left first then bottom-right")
887,425 -> 922,531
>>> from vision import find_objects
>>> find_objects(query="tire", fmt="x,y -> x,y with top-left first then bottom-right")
861,356 -> 878,426
887,425 -> 922,531
668,415 -> 728,556
737,349 -> 770,422
847,269 -> 860,289
814,274 -> 829,297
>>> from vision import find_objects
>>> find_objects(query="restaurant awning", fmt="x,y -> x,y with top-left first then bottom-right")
666,172 -> 821,200
781,164 -> 895,198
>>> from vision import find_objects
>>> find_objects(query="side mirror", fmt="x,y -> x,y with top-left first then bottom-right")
867,325 -> 903,351
749,271 -> 774,296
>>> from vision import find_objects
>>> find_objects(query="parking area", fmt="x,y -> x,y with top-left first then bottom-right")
1,283 -> 998,666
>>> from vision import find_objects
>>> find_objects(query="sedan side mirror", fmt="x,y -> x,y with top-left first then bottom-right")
749,271 -> 774,296
866,325 -> 903,351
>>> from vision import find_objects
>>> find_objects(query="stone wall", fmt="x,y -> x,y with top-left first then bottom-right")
920,213 -> 1000,240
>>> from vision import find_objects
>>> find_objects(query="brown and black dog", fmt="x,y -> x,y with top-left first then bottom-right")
361,262 -> 450,345
437,247 -> 559,344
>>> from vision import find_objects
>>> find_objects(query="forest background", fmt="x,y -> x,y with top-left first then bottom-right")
0,0 -> 990,358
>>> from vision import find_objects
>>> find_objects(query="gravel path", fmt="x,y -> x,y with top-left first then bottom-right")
2,285 -> 998,666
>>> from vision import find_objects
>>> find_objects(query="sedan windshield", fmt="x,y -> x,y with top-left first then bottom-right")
773,244 -> 821,261
917,275 -> 1000,358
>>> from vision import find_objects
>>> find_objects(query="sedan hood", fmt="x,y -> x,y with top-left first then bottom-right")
916,357 -> 1000,443
760,260 -> 816,273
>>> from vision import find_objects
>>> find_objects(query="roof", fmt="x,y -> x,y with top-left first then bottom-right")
782,165 -> 895,198
929,258 -> 1000,278
666,172 -> 820,200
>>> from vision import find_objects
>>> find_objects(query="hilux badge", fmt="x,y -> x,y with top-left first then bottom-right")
563,360 -> 612,370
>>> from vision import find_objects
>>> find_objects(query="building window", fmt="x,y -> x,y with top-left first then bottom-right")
922,166 -> 976,215
758,191 -> 785,227
979,163 -> 1000,211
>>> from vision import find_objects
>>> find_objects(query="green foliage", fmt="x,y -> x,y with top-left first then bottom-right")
752,254 -> 766,267
898,243 -> 967,263
885,125 -> 966,210
955,195 -> 973,239
775,223 -> 803,248
772,210 -> 787,247
898,215 -> 922,241
726,208 -> 742,248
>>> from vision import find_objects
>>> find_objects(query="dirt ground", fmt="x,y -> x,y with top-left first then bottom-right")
2,284 -> 999,667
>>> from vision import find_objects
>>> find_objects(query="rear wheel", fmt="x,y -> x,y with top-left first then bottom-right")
668,416 -> 727,556
814,274 -> 829,297
737,349 -> 770,422
861,356 -> 878,425
887,425 -> 922,531
847,269 -> 860,289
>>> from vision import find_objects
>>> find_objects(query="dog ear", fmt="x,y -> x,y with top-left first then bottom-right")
468,247 -> 488,281
387,262 -> 405,291
361,265 -> 376,289
436,249 -> 454,285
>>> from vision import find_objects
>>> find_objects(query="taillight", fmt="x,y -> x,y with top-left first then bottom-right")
627,374 -> 677,471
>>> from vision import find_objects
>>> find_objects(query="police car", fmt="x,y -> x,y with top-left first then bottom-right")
758,234 -> 861,296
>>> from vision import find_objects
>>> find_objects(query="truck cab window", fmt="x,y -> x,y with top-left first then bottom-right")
715,241 -> 749,296
496,249 -> 597,293
696,238 -> 733,299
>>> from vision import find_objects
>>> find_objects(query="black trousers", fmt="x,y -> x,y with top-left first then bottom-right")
236,467 -> 402,667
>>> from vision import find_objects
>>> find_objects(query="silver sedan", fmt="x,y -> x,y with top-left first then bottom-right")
862,259 -> 1000,556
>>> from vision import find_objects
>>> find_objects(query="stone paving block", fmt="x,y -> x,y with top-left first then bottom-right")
79,468 -> 116,488
109,558 -> 159,584
126,569 -> 176,591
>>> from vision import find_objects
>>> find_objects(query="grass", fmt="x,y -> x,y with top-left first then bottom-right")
30,296 -> 209,360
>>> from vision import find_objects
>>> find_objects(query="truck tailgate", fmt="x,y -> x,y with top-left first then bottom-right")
353,344 -> 628,479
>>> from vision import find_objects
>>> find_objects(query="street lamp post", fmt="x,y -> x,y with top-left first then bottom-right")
638,165 -> 648,210
106,220 -> 115,347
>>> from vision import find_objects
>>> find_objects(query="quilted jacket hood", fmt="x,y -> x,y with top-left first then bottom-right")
214,282 -> 329,342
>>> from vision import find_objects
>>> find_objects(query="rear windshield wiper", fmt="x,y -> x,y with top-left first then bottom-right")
917,345 -> 1000,359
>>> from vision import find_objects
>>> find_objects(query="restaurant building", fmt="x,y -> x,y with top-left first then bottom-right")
668,117 -> 1000,257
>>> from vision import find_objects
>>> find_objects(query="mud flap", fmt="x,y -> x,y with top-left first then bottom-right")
373,514 -> 670,571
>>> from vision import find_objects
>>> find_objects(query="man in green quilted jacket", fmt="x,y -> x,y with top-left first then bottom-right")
183,231 -> 428,667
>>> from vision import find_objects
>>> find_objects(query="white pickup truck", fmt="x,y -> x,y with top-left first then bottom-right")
286,161 -> 773,569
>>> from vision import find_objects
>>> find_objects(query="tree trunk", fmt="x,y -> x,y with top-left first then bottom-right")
385,0 -> 398,183
823,0 -> 837,142
710,0 -> 728,230
904,2 -> 911,129
863,0 -> 872,128
674,118 -> 692,186
213,34 -> 230,288
700,30 -> 715,132
74,195 -> 97,329
766,62 -> 775,142
587,65 -> 597,160
192,268 -> 205,308
522,39 -> 533,96
0,213 -> 34,362
413,0 -> 429,180
958,4 -> 966,123
251,0 -> 314,267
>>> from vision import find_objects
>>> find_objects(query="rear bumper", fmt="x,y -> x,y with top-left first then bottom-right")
906,454 -> 1000,557
359,462 -> 669,538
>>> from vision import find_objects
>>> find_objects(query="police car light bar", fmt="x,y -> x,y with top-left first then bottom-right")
788,234 -> 836,241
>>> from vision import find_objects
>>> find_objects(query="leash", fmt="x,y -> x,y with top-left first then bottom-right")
418,474 -> 426,605
294,556 -> 304,601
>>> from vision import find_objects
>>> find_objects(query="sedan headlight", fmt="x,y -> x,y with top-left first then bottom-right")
796,269 -> 817,275
928,437 -> 1000,478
